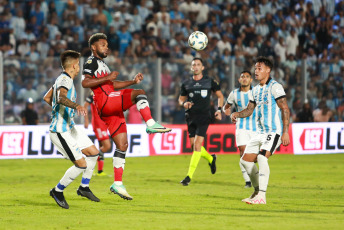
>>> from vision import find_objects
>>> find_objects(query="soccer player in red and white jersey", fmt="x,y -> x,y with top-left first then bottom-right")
84,92 -> 111,176
82,33 -> 171,200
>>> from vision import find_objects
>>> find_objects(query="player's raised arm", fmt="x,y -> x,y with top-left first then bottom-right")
43,87 -> 53,106
112,73 -> 143,90
82,71 -> 118,88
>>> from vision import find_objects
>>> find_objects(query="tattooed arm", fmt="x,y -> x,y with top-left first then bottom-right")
230,102 -> 256,123
57,87 -> 87,116
276,97 -> 290,146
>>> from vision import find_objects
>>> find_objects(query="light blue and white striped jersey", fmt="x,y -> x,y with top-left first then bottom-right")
249,78 -> 286,135
227,88 -> 257,132
49,72 -> 77,133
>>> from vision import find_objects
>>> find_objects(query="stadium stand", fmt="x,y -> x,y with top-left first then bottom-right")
1,0 -> 344,124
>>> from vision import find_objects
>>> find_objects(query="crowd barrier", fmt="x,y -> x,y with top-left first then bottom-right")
1,123 -> 344,159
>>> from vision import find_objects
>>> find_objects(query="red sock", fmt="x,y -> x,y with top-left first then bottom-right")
98,160 -> 104,172
114,167 -> 123,182
139,107 -> 153,122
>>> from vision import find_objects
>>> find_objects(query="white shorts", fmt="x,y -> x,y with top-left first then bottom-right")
244,132 -> 282,155
49,126 -> 94,161
236,129 -> 256,147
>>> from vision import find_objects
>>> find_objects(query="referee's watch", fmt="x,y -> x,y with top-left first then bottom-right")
217,107 -> 222,112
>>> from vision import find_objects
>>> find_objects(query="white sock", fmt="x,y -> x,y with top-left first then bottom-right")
146,119 -> 155,126
239,160 -> 251,183
240,158 -> 259,190
55,165 -> 85,192
257,154 -> 270,193
81,155 -> 98,187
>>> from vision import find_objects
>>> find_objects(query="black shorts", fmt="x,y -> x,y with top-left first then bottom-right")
186,113 -> 211,138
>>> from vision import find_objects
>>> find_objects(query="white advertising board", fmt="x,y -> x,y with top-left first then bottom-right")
0,124 -> 150,159
292,122 -> 344,155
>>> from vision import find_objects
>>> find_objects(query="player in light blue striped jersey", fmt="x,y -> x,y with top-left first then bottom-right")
223,71 -> 257,188
44,50 -> 101,209
231,57 -> 290,205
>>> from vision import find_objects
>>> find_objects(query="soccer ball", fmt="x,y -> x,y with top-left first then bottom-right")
188,31 -> 208,51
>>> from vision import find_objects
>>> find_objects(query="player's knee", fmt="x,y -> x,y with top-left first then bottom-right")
102,141 -> 111,152
117,142 -> 128,152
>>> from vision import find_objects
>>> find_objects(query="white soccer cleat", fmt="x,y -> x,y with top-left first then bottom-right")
110,183 -> 133,200
241,190 -> 259,203
246,192 -> 266,205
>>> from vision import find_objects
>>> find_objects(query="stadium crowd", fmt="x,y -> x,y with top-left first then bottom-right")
1,0 -> 344,124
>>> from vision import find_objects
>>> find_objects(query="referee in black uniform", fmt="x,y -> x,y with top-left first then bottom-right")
178,58 -> 224,186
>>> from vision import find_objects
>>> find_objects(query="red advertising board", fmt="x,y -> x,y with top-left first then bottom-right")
149,124 -> 294,155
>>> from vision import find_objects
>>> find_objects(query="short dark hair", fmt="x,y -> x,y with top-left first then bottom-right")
192,57 -> 203,65
240,70 -> 251,76
88,33 -> 107,48
255,56 -> 273,70
60,50 -> 81,69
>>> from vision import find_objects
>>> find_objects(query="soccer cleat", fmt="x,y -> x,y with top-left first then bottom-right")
242,190 -> 259,203
146,122 -> 172,134
77,186 -> 100,202
246,192 -> 266,205
110,183 -> 133,200
245,181 -> 252,188
209,154 -> 217,174
180,176 -> 191,186
50,188 -> 69,209
96,171 -> 107,176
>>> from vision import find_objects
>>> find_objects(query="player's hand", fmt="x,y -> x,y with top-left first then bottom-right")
223,106 -> 231,116
230,112 -> 239,123
183,102 -> 194,110
108,71 -> 119,81
134,73 -> 144,84
76,105 -> 87,116
215,110 -> 222,120
281,132 -> 290,146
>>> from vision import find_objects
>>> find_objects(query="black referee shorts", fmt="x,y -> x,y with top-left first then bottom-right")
186,113 -> 211,138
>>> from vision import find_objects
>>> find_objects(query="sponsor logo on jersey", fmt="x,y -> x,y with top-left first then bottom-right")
201,90 -> 207,98
189,92 -> 194,98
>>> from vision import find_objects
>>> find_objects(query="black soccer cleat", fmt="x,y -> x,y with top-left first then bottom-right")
209,154 -> 217,174
77,186 -> 100,202
50,188 -> 69,209
180,176 -> 191,186
245,181 -> 252,188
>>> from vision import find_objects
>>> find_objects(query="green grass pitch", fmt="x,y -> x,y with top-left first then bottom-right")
1,154 -> 343,229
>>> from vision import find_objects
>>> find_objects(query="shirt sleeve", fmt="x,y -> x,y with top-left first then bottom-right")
56,75 -> 73,91
82,57 -> 98,78
271,83 -> 286,101
226,91 -> 235,105
249,89 -> 256,104
180,82 -> 187,96
211,78 -> 221,92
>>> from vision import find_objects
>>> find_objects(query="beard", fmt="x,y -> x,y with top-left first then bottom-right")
96,50 -> 107,58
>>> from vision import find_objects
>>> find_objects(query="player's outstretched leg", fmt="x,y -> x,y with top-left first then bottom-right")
135,94 -> 171,134
110,149 -> 133,200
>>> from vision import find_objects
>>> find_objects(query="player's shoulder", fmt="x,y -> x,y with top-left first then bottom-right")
84,56 -> 98,66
